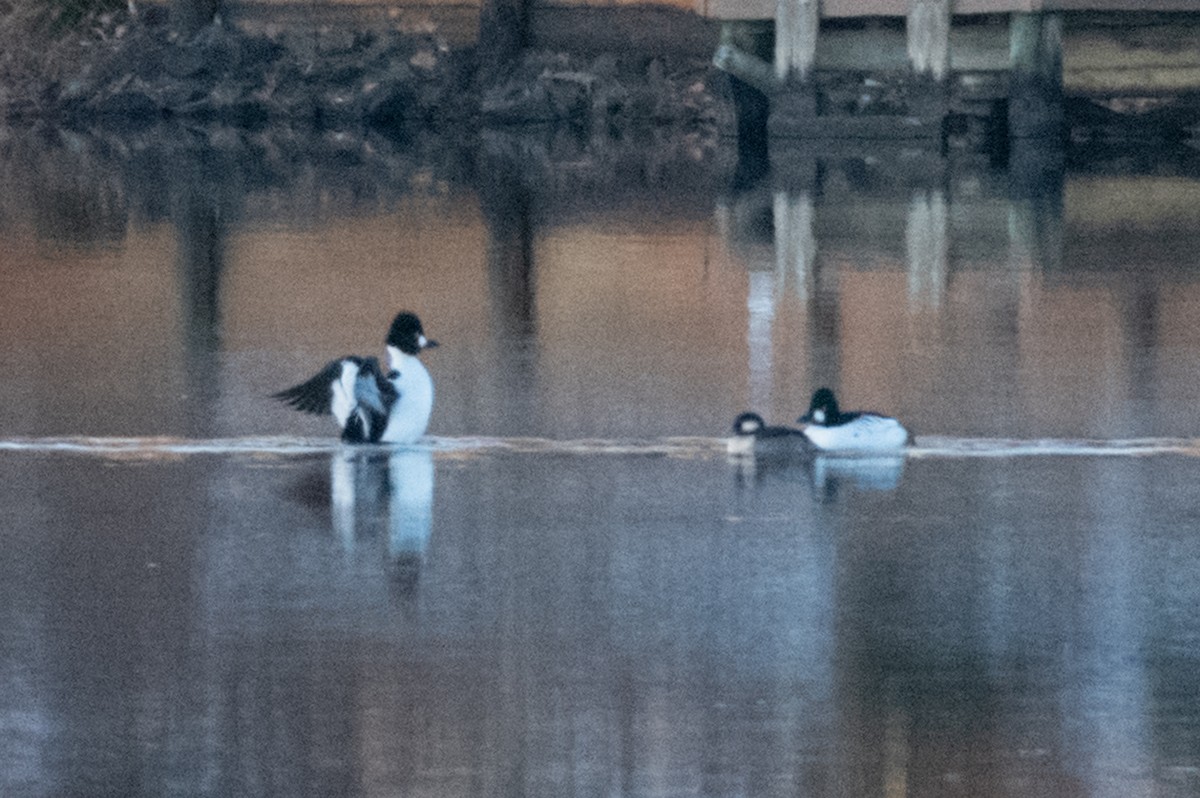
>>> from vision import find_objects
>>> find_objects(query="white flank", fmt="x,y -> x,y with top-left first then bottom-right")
330,360 -> 359,429
803,416 -> 910,451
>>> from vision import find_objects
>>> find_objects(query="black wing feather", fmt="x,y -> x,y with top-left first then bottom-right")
272,357 -> 357,415
354,357 -> 399,416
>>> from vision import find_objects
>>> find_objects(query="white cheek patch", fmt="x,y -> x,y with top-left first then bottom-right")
418,335 -> 428,349
812,409 -> 826,424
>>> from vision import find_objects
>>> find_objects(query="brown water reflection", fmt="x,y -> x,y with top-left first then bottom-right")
4,126 -> 1200,441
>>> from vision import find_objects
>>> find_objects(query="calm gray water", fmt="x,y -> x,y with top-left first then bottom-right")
3,124 -> 1200,796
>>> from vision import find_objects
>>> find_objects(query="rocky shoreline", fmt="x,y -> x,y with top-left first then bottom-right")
0,10 -> 734,141
5,6 -> 1200,155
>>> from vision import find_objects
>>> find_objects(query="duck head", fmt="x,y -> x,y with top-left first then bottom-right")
798,387 -> 839,426
386,312 -> 438,355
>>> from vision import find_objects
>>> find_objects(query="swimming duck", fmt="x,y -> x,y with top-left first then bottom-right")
728,411 -> 814,458
274,312 -> 437,444
797,387 -> 910,451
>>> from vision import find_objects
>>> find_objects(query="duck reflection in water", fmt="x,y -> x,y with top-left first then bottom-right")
728,411 -> 904,497
327,447 -> 435,596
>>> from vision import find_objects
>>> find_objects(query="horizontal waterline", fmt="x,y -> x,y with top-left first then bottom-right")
2,435 -> 1200,459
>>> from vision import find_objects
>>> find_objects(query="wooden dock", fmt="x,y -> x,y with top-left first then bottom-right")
699,0 -> 1200,141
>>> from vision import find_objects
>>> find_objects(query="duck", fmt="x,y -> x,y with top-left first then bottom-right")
728,411 -> 814,458
273,311 -> 438,444
797,387 -> 910,451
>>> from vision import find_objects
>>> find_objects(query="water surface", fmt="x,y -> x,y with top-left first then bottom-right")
3,124 -> 1200,796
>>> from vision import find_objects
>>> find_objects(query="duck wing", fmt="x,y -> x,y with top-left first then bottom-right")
343,358 -> 400,442
272,358 -> 352,415
275,357 -> 402,443
353,357 -> 399,416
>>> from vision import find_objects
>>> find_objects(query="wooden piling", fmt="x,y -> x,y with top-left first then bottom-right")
906,0 -> 951,127
907,0 -> 950,82
766,0 -> 819,137
775,0 -> 820,83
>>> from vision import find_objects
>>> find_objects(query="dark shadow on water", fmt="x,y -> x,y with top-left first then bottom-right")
731,450 -> 905,503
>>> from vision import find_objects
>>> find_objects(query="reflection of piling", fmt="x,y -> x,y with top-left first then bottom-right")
905,189 -> 948,309
172,154 -> 234,437
773,190 -> 816,302
1007,139 -> 1064,274
720,153 -> 1065,410
1009,13 -> 1064,141
479,151 -> 540,430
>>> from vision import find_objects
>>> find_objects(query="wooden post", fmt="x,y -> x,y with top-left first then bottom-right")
775,0 -> 820,83
768,0 -> 819,137
906,0 -> 950,129
907,0 -> 950,82
1009,12 -> 1064,140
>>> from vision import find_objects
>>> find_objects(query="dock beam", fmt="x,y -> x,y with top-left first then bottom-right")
715,0 -> 953,140
713,3 -> 1071,146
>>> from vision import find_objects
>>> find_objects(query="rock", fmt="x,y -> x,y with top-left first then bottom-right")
315,28 -> 357,57
482,83 -> 555,124
363,78 -> 418,128
95,88 -> 160,119
239,35 -> 285,68
164,46 -> 210,79
542,71 -> 592,118
409,50 -> 438,71
592,79 -> 630,119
